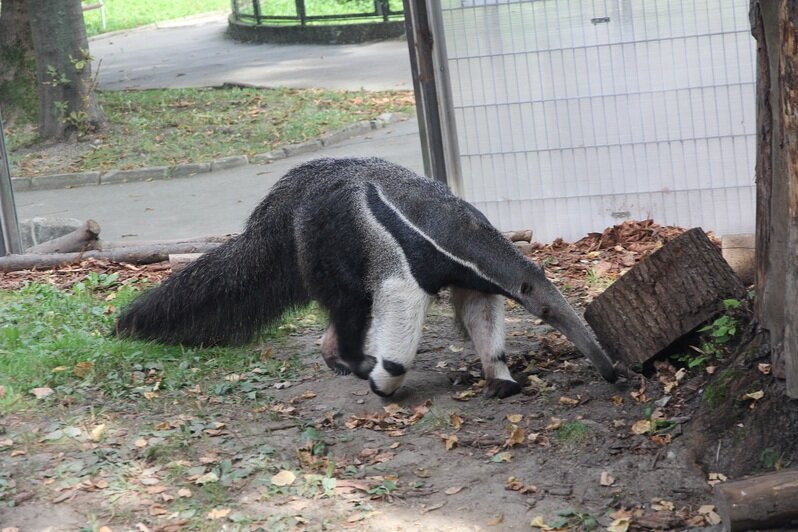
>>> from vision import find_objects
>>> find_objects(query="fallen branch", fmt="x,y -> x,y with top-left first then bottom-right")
0,243 -> 223,272
502,229 -> 533,243
26,219 -> 102,254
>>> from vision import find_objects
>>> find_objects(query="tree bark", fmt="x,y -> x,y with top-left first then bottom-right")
714,468 -> 798,531
0,0 -> 37,122
750,0 -> 798,397
27,0 -> 104,139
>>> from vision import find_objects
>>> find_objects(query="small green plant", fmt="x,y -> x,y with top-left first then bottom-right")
44,65 -> 70,87
673,299 -> 743,369
555,421 -> 591,445
548,508 -> 599,531
366,478 -> 397,499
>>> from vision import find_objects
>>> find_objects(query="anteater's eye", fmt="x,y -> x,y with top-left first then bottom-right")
539,305 -> 550,316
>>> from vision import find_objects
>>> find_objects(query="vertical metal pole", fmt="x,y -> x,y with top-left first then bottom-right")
295,0 -> 306,26
0,114 -> 22,255
402,0 -> 448,185
426,0 -> 462,195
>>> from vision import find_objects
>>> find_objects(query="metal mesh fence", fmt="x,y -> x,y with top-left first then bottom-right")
438,0 -> 756,241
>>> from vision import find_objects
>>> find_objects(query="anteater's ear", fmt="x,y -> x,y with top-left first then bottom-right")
520,282 -> 534,296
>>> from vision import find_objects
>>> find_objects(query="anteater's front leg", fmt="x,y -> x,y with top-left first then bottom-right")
451,287 -> 522,398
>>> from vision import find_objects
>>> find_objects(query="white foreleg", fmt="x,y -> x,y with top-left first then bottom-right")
366,276 -> 431,397
451,287 -> 521,398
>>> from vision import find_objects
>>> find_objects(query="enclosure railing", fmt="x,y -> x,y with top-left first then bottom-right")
231,0 -> 404,25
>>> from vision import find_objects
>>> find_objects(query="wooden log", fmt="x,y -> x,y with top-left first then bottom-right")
97,234 -> 234,250
25,219 -> 101,254
168,253 -> 202,272
721,234 -> 755,286
584,228 -> 746,367
714,469 -> 798,531
0,243 -> 222,272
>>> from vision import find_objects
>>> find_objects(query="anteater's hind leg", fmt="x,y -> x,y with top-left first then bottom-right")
366,277 -> 431,397
320,325 -> 351,375
451,287 -> 521,398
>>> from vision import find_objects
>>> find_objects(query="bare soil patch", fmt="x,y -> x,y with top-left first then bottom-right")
0,221 -> 735,531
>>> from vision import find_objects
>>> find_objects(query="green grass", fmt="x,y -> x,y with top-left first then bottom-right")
8,87 -> 414,176
0,277 -> 323,410
555,421 -> 592,445
83,0 -> 229,36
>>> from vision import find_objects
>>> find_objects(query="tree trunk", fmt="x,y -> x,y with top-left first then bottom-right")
0,0 -> 37,122
750,0 -> 798,397
27,0 -> 104,139
714,468 -> 798,531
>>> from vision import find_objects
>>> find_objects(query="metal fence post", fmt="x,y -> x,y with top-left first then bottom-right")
0,114 -> 22,256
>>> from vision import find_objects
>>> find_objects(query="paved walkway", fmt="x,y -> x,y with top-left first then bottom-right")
14,13 -> 422,242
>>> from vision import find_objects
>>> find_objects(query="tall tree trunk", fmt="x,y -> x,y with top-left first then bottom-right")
27,0 -> 104,140
751,0 -> 798,397
0,0 -> 37,122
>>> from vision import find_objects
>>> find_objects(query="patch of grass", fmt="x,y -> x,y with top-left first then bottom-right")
0,280 -> 316,408
555,421 -> 592,445
8,87 -> 415,177
83,0 -> 229,36
702,367 -> 745,408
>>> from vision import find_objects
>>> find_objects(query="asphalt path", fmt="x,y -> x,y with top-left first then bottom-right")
14,13 -> 422,241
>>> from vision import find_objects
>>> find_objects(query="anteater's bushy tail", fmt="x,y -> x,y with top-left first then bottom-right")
115,182 -> 309,346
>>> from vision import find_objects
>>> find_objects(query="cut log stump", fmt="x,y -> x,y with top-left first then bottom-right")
584,227 -> 746,367
714,468 -> 798,531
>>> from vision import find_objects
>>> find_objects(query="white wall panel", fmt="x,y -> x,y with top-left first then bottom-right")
439,0 -> 756,241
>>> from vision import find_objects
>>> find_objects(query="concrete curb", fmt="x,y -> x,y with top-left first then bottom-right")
11,113 -> 409,192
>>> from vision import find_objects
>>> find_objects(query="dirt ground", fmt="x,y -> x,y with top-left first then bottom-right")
0,222 -> 728,531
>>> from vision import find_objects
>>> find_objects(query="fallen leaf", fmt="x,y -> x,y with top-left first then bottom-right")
707,472 -> 728,486
0,439 -> 12,448
207,507 -> 231,520
195,472 -> 219,485
631,419 -> 651,435
559,396 -> 579,406
178,488 -> 193,498
450,412 -> 463,430
74,361 -> 94,377
651,499 -> 674,511
98,527 -> 112,532
505,426 -> 525,447
704,510 -> 722,525
443,434 -> 459,450
444,486 -> 464,495
743,390 -> 764,401
10,450 -> 26,457
389,442 -> 400,449
506,414 -> 523,423
607,517 -> 630,532
544,417 -> 563,431
31,387 -> 54,399
143,391 -> 158,400
610,395 -> 624,406
758,363 -> 772,375
487,514 -> 504,526
90,424 -> 107,442
452,390 -> 475,401
415,468 -> 431,478
149,504 -> 167,516
600,471 -> 615,486
134,438 -> 148,448
270,470 -> 296,487
94,479 -> 109,489
491,451 -> 512,463
421,502 -> 446,513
